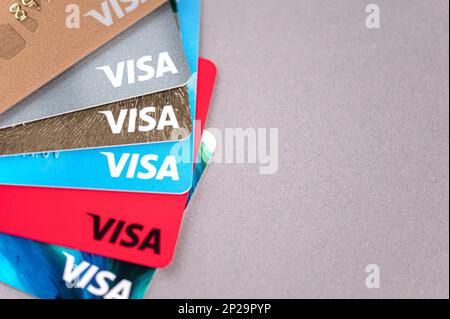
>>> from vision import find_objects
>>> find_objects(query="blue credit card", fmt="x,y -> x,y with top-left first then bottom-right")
0,0 -> 201,195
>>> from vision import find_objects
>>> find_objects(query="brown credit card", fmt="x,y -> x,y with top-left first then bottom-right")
0,0 -> 167,114
0,86 -> 191,156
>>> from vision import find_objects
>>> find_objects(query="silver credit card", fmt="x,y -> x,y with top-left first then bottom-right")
0,3 -> 190,129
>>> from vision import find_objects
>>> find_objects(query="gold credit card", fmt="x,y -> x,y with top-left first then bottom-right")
0,86 -> 191,156
0,0 -> 167,114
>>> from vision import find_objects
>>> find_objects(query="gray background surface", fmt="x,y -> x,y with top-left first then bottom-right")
1,0 -> 448,298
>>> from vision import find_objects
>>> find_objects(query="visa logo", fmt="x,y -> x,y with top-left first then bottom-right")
88,213 -> 161,254
99,105 -> 179,134
62,252 -> 132,299
101,152 -> 179,181
84,0 -> 150,27
96,52 -> 179,88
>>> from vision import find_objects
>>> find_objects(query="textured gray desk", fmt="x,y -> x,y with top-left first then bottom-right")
1,0 -> 448,298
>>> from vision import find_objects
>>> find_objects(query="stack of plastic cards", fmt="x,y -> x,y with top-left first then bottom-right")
0,0 -> 217,299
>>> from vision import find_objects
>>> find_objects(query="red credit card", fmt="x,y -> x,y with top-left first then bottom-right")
0,58 -> 217,268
